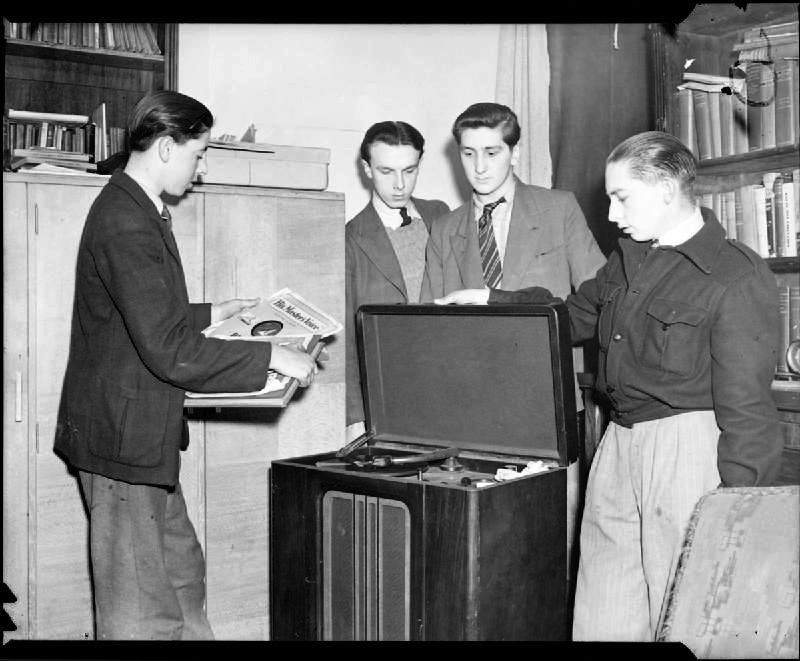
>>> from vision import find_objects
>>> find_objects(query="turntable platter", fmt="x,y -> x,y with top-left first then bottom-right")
315,446 -> 459,475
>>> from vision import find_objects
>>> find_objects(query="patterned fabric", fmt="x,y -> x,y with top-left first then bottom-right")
478,197 -> 505,288
657,485 -> 799,659
385,218 -> 429,303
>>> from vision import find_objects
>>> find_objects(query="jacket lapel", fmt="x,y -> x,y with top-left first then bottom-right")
502,180 -> 544,290
452,202 -> 486,288
112,172 -> 183,266
351,204 -> 408,299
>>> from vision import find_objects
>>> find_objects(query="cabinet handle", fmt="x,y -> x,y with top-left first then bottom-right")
15,371 -> 22,422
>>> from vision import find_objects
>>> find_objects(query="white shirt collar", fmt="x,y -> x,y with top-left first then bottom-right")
656,205 -> 704,247
372,192 -> 420,230
125,170 -> 166,217
472,175 -> 516,217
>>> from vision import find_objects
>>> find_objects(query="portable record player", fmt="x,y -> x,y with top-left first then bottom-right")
270,303 -> 578,641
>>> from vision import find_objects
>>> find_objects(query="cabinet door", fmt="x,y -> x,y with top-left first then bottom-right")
200,190 -> 345,639
28,183 -> 99,639
168,194 -> 208,556
202,192 -> 280,640
3,181 -> 31,641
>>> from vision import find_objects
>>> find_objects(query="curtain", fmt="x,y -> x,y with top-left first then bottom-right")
495,24 -> 553,188
547,23 -> 653,256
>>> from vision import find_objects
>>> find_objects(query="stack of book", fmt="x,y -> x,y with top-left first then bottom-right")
3,22 -> 161,55
677,19 -> 799,159
4,103 -> 112,172
697,168 -> 799,259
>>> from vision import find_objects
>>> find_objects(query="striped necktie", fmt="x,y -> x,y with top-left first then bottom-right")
478,197 -> 505,288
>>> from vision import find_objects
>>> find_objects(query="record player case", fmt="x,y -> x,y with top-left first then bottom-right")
270,303 -> 578,640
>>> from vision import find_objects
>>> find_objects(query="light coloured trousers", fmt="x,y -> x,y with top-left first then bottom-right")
78,470 -> 214,640
572,411 -> 721,641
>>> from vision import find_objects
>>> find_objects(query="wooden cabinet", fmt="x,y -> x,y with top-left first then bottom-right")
648,4 -> 800,484
2,172 -> 345,640
3,23 -> 176,130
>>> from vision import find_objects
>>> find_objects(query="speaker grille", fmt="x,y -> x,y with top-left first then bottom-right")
322,491 -> 410,640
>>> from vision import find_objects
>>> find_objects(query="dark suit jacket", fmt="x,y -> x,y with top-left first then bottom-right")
54,171 -> 272,487
345,197 -> 450,425
421,177 -> 606,302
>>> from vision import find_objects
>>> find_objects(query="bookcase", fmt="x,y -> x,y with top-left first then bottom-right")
3,22 -> 177,143
649,4 -> 800,485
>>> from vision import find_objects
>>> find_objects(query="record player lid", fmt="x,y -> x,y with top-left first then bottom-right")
356,303 -> 578,465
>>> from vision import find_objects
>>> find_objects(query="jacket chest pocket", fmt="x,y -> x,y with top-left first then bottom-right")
640,298 -> 708,375
597,283 -> 623,350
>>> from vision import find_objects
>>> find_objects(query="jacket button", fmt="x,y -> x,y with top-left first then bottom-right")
612,333 -> 623,341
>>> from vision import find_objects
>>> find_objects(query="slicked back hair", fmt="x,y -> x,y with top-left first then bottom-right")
128,90 -> 214,153
607,130 -> 697,200
360,121 -> 425,164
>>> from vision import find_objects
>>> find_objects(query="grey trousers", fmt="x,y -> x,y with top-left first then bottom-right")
78,470 -> 214,640
572,411 -> 721,641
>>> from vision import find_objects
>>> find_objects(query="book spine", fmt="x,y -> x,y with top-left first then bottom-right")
778,286 -> 790,372
764,186 -> 776,257
793,169 -> 800,238
793,61 -> 800,148
781,171 -> 797,257
773,176 -> 787,256
791,285 -> 800,343
734,188 -> 744,243
38,122 -> 48,148
745,62 -> 763,151
719,91 -> 734,157
732,83 -> 749,154
760,63 -> 776,150
711,192 -> 723,226
692,90 -> 713,160
775,58 -> 796,147
738,184 -> 759,251
723,190 -> 737,240
708,91 -> 723,158
677,88 -> 698,157
752,185 -> 769,257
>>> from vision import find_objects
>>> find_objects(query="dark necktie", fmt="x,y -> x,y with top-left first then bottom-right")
478,197 -> 505,288
399,207 -> 412,227
160,204 -> 172,231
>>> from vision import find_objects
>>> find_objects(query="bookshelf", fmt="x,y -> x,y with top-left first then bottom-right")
649,4 -> 800,484
3,22 -> 177,134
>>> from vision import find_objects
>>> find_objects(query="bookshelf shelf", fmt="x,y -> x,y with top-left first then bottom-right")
4,37 -> 165,69
697,145 -> 800,178
694,145 -> 800,194
767,257 -> 800,274
772,379 -> 800,412
4,23 -> 176,150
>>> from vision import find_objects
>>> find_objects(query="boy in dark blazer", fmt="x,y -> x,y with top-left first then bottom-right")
345,121 -> 449,439
54,91 -> 317,640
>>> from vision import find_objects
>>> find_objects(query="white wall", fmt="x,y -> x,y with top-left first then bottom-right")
178,24 -> 500,219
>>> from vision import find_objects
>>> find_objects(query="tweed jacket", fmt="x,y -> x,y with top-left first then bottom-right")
420,176 -> 606,302
346,196 -> 450,425
54,171 -> 272,487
